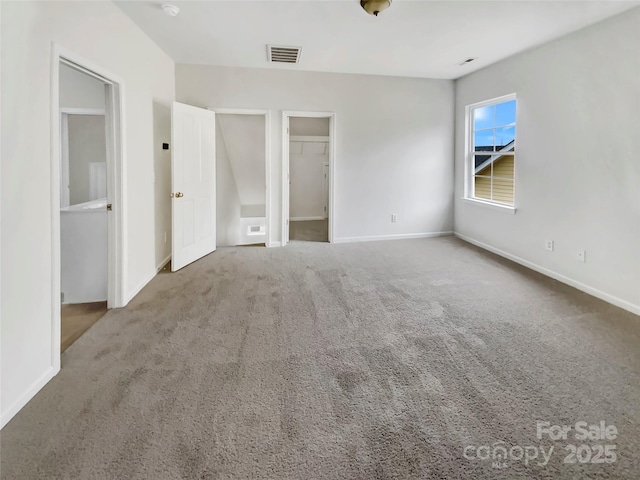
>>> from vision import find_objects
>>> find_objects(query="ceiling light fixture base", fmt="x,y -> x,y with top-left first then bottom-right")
360,0 -> 392,17
162,4 -> 180,17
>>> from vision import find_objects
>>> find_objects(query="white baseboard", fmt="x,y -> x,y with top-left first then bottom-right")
454,232 -> 640,316
267,241 -> 282,248
333,231 -> 453,244
124,254 -> 171,305
1,366 -> 58,429
290,216 -> 325,222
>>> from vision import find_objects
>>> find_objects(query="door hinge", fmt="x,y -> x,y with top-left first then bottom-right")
106,203 -> 113,211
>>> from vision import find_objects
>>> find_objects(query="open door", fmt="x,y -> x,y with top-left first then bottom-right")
171,102 -> 216,271
283,116 -> 290,244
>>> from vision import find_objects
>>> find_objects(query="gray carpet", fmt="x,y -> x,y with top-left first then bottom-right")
2,237 -> 639,479
289,219 -> 328,242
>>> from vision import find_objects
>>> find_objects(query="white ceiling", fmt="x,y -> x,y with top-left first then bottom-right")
115,1 -> 639,80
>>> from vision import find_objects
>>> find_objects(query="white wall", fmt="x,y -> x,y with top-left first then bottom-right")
454,8 -> 640,314
289,117 -> 330,220
67,115 -> 106,205
176,65 -> 455,244
290,140 -> 329,220
290,117 -> 329,136
59,63 -> 105,109
216,121 -> 242,247
217,114 -> 266,208
1,1 -> 175,427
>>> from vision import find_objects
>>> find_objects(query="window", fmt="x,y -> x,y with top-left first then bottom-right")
467,95 -> 516,206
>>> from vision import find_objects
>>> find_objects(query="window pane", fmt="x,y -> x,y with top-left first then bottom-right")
492,178 -> 514,205
473,105 -> 494,131
474,129 -> 494,152
495,126 -> 515,151
491,155 -> 514,180
474,176 -> 492,200
495,100 -> 516,128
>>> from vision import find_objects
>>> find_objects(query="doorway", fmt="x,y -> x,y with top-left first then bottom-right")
211,109 -> 270,248
52,48 -> 125,362
282,112 -> 335,245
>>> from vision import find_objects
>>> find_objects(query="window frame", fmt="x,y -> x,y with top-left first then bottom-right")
464,93 -> 517,208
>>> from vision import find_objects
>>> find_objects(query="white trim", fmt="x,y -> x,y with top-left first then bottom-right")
464,93 -> 517,204
60,113 -> 70,208
208,108 -> 267,116
59,107 -> 105,116
289,135 -> 330,142
454,232 -> 640,316
333,231 -> 453,244
467,92 -> 517,111
290,216 -> 324,222
267,241 -> 282,248
51,45 -> 127,379
208,107 -> 272,248
460,197 -> 517,214
282,111 -> 336,246
0,367 -> 57,429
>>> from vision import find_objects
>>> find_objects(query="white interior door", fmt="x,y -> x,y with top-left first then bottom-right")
171,101 -> 216,271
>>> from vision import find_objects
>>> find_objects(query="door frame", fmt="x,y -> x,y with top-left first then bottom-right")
282,111 -> 336,245
208,108 -> 273,247
59,108 -> 106,208
51,45 -> 127,371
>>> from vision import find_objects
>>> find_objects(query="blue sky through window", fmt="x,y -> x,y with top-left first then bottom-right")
473,99 -> 516,152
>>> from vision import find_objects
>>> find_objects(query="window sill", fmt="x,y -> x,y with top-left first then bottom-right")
461,197 -> 517,214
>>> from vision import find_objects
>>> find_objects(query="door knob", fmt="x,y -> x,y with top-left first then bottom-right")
173,192 -> 184,198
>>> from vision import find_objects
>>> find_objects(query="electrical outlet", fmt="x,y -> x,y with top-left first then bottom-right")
545,240 -> 554,252
577,250 -> 586,263
391,214 -> 397,223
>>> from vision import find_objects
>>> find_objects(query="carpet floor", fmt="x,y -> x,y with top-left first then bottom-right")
2,237 -> 639,479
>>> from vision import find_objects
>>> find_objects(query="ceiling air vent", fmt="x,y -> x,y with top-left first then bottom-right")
458,57 -> 477,66
267,45 -> 302,64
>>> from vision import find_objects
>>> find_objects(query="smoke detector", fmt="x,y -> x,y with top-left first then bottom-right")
162,4 -> 180,17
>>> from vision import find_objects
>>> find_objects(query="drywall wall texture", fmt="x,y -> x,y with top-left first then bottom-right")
1,1 -> 175,426
454,8 -> 640,313
67,115 -> 106,205
290,117 -> 330,136
216,121 -> 242,247
59,63 -> 105,109
217,114 -> 266,208
290,139 -> 329,220
176,65 -> 455,244
289,117 -> 330,220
